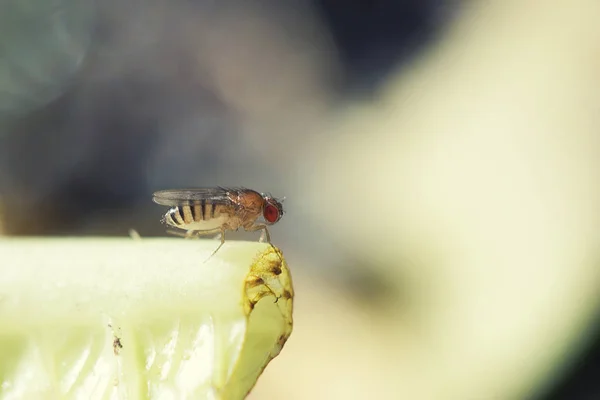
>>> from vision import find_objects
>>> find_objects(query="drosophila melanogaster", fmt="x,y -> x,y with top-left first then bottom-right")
152,187 -> 285,256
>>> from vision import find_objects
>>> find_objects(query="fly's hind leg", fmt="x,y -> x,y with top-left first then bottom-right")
202,226 -> 228,263
185,229 -> 199,239
167,227 -> 227,261
166,228 -> 199,239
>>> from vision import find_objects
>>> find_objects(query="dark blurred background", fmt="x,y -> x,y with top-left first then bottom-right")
0,1 -> 598,399
0,0 -> 448,237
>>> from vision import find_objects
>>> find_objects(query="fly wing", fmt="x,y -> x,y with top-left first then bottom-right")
152,188 -> 237,206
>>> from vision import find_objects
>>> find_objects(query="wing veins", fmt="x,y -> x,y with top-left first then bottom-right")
152,187 -> 245,206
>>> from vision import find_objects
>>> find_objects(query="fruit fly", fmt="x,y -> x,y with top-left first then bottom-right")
152,187 -> 285,257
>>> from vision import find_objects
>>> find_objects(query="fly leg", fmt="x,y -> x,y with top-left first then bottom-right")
259,229 -> 268,243
185,230 -> 199,239
244,224 -> 271,243
243,223 -> 283,281
165,228 -> 198,239
167,226 -> 228,261
196,226 -> 228,263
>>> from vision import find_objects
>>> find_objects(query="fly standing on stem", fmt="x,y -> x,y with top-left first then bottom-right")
152,187 -> 285,258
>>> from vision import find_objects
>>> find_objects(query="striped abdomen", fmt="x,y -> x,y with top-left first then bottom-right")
164,202 -> 235,231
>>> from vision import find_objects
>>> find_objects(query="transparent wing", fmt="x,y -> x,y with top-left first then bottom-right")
152,187 -> 242,206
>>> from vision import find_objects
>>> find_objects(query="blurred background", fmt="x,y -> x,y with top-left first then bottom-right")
1,0 -> 600,399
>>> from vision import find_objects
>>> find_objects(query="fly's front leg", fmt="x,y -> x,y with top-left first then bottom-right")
259,228 -> 270,243
244,223 -> 271,243
243,223 -> 282,265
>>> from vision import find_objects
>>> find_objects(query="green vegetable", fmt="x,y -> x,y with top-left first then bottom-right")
0,238 -> 293,399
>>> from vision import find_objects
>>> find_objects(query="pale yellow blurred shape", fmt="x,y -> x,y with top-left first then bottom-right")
254,1 -> 600,399
0,239 -> 293,400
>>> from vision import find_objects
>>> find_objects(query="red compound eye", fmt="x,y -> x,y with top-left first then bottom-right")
263,203 -> 280,223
